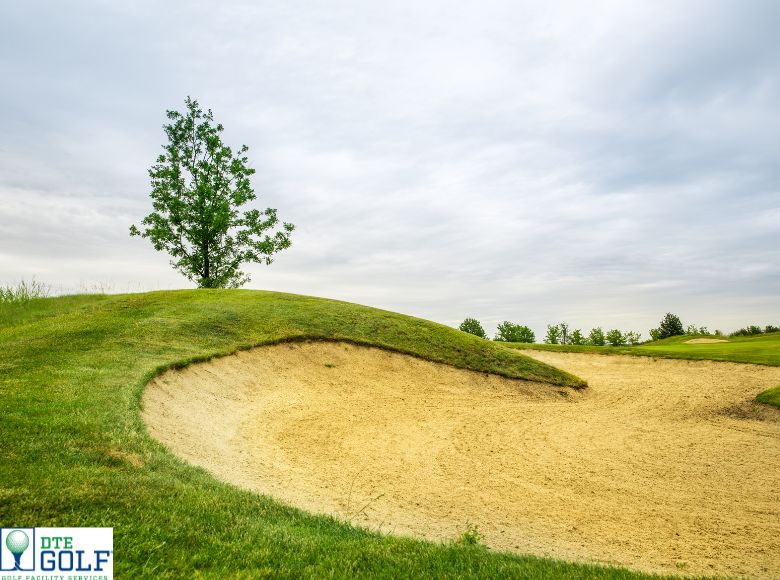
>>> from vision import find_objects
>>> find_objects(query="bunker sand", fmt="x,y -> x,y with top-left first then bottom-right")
143,342 -> 780,578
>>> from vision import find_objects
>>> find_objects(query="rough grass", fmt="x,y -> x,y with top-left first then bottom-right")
505,333 -> 780,409
0,278 -> 50,304
0,289 -> 689,579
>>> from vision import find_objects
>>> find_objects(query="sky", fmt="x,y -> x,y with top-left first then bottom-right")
1,0 -> 778,338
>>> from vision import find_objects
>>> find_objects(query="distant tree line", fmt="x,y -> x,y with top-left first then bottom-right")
458,312 -> 780,345
731,324 -> 780,337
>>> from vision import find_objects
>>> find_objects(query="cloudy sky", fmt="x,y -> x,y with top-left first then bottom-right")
1,0 -> 778,337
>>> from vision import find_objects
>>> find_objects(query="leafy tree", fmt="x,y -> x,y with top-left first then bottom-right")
570,329 -> 585,345
494,321 -> 535,343
765,324 -> 779,333
544,324 -> 561,344
650,313 -> 684,340
130,97 -> 294,288
731,325 -> 763,337
558,321 -> 570,345
588,327 -> 606,346
605,329 -> 625,346
649,328 -> 662,342
624,331 -> 641,345
458,318 -> 487,339
686,324 -> 708,335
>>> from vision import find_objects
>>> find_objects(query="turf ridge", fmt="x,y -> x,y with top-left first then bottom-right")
0,290 -> 690,579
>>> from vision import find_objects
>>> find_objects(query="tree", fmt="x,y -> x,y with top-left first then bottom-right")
544,324 -> 561,344
459,318 -> 487,339
494,321 -> 535,343
624,331 -> 641,345
650,313 -> 684,340
588,327 -> 606,346
558,321 -> 570,345
570,329 -> 585,345
130,97 -> 294,288
606,329 -> 625,346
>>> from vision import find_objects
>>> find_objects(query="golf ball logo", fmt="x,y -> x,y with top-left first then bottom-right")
5,530 -> 29,570
0,528 -> 34,571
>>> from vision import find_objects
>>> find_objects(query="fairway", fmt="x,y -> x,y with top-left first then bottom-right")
144,340 -> 780,579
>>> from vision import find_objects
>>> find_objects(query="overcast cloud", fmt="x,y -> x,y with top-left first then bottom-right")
1,0 -> 778,337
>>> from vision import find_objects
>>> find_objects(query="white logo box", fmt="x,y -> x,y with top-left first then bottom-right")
0,527 -> 113,578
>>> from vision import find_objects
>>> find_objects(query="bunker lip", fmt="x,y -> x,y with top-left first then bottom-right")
143,341 -> 780,579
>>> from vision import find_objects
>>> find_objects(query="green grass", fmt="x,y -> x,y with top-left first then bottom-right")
0,289 -> 685,579
755,385 -> 780,409
504,333 -> 780,409
0,278 -> 50,304
505,332 -> 780,366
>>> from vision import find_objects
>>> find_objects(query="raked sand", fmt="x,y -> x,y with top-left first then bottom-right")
143,341 -> 780,578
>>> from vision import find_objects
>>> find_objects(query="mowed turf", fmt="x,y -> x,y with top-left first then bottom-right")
0,289 -> 680,579
507,333 -> 780,408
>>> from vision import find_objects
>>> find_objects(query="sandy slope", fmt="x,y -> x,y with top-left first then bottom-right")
143,341 -> 780,578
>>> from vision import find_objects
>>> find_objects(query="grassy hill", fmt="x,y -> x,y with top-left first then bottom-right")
0,289 -> 676,579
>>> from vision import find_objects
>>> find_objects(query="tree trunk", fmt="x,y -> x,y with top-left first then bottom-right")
203,242 -> 210,286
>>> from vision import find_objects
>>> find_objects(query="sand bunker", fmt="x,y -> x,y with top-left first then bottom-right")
684,338 -> 729,344
143,341 -> 780,578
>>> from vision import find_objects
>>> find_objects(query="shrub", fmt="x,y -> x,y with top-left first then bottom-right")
650,313 -> 684,340
458,318 -> 487,339
570,329 -> 585,345
494,322 -> 535,343
544,324 -> 561,344
588,327 -> 605,346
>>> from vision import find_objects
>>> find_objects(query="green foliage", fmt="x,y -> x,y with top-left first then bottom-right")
557,321 -> 570,345
605,329 -> 625,346
651,313 -> 684,340
624,331 -> 642,345
588,327 -> 606,346
570,329 -> 585,345
458,317 -> 487,339
455,523 -> 482,546
0,279 -> 50,304
731,324 -> 777,337
544,324 -> 561,344
685,324 -> 709,335
130,97 -> 294,288
494,321 -> 535,343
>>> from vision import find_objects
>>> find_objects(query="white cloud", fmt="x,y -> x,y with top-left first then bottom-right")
0,0 -> 778,336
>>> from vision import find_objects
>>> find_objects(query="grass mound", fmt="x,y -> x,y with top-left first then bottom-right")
0,289 -> 679,579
